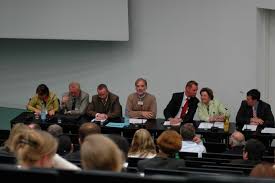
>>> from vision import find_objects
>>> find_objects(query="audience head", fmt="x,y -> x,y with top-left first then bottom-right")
135,78 -> 147,96
200,87 -> 214,104
97,84 -> 109,100
243,139 -> 265,161
5,123 -> 30,152
128,129 -> 156,158
185,80 -> 198,98
69,81 -> 81,97
157,130 -> 182,157
11,130 -> 57,168
229,131 -> 245,148
79,122 -> 101,143
106,134 -> 129,161
36,84 -> 50,101
180,123 -> 196,141
28,123 -> 41,130
81,134 -> 123,172
250,163 -> 275,178
57,134 -> 73,156
47,124 -> 63,138
246,89 -> 261,106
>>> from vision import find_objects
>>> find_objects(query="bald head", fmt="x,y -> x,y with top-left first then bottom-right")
230,131 -> 245,147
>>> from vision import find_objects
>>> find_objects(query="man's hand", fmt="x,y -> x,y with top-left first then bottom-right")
95,113 -> 108,121
169,118 -> 182,126
250,117 -> 264,125
48,110 -> 55,116
34,109 -> 41,114
193,135 -> 202,144
142,111 -> 154,119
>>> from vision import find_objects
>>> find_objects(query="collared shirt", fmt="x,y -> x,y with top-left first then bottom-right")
28,92 -> 59,112
61,90 -> 89,115
175,93 -> 189,118
180,141 -> 206,157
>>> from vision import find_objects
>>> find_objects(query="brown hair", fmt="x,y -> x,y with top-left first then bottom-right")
79,123 -> 101,142
97,84 -> 108,91
157,130 -> 182,156
11,130 -> 57,167
5,123 -> 30,152
81,134 -> 123,172
250,163 -> 275,178
185,80 -> 198,88
200,87 -> 214,100
128,129 -> 156,158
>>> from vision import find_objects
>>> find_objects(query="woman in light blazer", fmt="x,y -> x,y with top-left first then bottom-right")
197,87 -> 230,122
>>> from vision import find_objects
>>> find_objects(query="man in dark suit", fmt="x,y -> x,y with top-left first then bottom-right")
164,80 -> 199,125
236,89 -> 274,129
86,84 -> 122,122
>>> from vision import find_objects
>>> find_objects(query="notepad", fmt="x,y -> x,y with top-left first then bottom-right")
198,122 -> 214,129
129,118 -> 147,124
105,122 -> 126,128
214,122 -> 224,129
261,128 -> 275,134
242,124 -> 257,131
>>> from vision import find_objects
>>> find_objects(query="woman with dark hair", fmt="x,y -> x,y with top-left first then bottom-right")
27,84 -> 59,116
197,87 -> 229,122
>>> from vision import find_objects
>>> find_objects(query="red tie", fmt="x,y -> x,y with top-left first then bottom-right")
180,99 -> 189,118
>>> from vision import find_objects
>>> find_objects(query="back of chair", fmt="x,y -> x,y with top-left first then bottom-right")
204,142 -> 227,153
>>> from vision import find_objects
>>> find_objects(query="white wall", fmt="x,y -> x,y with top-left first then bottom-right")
0,0 -> 260,120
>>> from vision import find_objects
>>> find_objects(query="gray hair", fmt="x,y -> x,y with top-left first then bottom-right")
69,81 -> 80,90
47,124 -> 63,138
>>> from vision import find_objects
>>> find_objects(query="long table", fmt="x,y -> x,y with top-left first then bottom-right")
10,112 -> 236,142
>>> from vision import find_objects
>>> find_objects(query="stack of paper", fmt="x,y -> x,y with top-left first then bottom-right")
129,118 -> 147,124
163,121 -> 170,126
198,122 -> 214,129
242,124 -> 257,131
261,128 -> 275,134
213,122 -> 224,129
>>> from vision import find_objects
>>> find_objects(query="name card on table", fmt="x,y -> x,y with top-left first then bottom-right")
261,128 -> 275,134
129,118 -> 147,124
242,124 -> 257,131
198,122 -> 224,129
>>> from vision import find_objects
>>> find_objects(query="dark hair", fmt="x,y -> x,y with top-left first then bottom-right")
186,80 -> 198,88
79,123 -> 101,142
135,78 -> 147,87
106,134 -> 129,160
97,84 -> 108,91
244,139 -> 265,161
180,123 -> 195,141
247,89 -> 261,101
200,87 -> 214,100
57,134 -> 72,156
36,84 -> 49,96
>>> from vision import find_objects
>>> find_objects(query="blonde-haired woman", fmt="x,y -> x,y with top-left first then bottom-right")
11,129 -> 57,168
81,134 -> 123,172
128,129 -> 156,158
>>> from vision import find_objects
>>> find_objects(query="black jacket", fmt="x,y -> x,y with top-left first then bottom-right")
163,92 -> 199,123
137,157 -> 185,172
236,100 -> 274,129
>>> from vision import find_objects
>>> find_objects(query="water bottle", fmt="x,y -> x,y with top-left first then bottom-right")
40,103 -> 47,123
124,108 -> 130,127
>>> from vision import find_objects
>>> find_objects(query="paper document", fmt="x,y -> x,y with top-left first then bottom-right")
163,121 -> 170,126
129,118 -> 147,124
91,119 -> 106,123
105,122 -> 126,128
198,122 -> 214,129
242,124 -> 257,131
261,128 -> 275,134
214,122 -> 224,129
